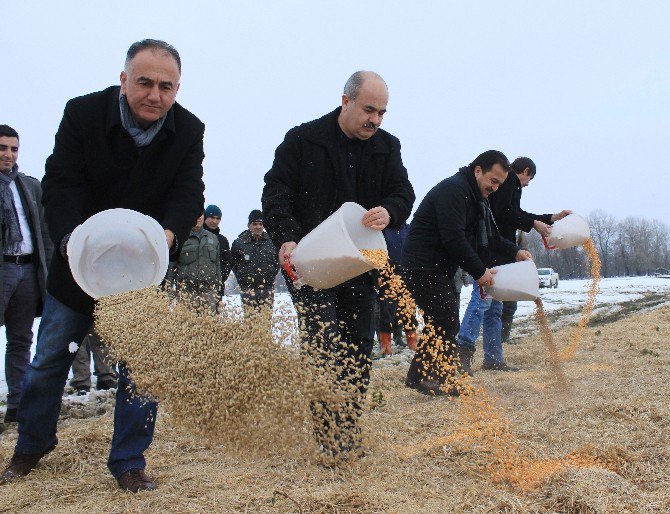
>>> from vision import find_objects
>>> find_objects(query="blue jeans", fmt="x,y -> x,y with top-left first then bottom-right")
15,293 -> 157,479
456,286 -> 504,364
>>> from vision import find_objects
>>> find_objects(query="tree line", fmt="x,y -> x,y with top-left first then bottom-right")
522,210 -> 670,279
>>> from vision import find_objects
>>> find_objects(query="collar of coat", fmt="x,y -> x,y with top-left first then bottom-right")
458,166 -> 485,203
104,85 -> 177,137
300,107 -> 392,157
238,229 -> 270,244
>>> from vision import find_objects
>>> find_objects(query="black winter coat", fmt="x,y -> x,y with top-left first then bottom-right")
261,107 -> 415,248
401,167 -> 519,281
489,172 -> 553,245
42,86 -> 205,314
207,225 -> 233,282
231,230 -> 279,291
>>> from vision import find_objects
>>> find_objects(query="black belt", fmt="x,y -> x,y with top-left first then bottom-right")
3,254 -> 34,264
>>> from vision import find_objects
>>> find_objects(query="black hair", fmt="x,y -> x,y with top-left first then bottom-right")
510,156 -> 537,178
469,150 -> 510,173
0,125 -> 19,141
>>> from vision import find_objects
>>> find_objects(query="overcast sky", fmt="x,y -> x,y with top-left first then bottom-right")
5,1 -> 669,239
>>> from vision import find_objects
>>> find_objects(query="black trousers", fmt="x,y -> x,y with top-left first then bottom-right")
501,300 -> 518,342
284,271 -> 376,451
403,269 -> 460,385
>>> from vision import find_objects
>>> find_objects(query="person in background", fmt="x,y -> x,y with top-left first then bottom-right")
231,209 -> 279,318
489,157 -> 571,345
401,150 -> 531,396
203,204 -> 232,295
377,222 -> 418,355
0,39 -> 205,492
0,125 -> 52,430
69,328 -> 117,394
168,213 -> 222,315
453,267 -> 469,306
262,71 -> 414,456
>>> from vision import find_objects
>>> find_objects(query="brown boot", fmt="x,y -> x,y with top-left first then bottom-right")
379,332 -> 392,356
0,445 -> 55,484
405,330 -> 418,351
117,469 -> 157,492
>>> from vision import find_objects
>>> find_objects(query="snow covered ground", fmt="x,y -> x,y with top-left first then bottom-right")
1,276 -> 668,399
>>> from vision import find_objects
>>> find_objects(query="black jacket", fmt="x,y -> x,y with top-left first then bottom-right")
261,107 -> 415,248
42,85 -> 205,314
231,230 -> 279,291
401,167 -> 519,281
207,225 -> 233,282
489,172 -> 553,244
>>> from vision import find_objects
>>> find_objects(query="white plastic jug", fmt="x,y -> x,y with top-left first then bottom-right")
286,202 -> 388,289
68,209 -> 169,299
484,260 -> 539,301
544,213 -> 591,250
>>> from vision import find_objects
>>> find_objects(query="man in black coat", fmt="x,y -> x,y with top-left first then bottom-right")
231,209 -> 279,318
0,40 -> 205,492
204,204 -> 232,294
262,71 -> 414,456
489,157 -> 571,344
401,150 -> 532,396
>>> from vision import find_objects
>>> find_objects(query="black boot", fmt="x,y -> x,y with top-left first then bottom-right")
456,345 -> 475,376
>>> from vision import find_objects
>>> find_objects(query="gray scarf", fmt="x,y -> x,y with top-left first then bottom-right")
119,91 -> 166,147
0,165 -> 24,255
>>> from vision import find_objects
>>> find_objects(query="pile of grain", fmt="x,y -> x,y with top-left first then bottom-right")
95,287 -> 354,460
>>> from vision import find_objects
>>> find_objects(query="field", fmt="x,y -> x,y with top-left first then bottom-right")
0,277 -> 669,513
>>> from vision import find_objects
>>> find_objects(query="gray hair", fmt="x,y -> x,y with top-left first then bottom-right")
125,39 -> 181,73
343,71 -> 386,100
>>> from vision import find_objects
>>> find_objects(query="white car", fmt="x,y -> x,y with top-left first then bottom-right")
538,267 -> 559,288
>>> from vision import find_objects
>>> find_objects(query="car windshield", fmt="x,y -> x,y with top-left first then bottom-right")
538,270 -> 551,275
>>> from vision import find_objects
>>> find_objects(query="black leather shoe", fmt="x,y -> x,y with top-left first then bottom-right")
96,379 -> 117,391
0,445 -> 56,484
405,378 -> 458,397
117,469 -> 157,492
481,360 -> 520,372
3,408 -> 17,423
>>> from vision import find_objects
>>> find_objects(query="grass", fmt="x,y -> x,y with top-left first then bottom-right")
1,305 -> 669,513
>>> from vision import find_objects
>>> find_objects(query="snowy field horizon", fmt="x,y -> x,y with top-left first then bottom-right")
1,275 -> 669,398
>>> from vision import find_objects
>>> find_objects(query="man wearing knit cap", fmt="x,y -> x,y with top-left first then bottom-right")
204,204 -> 232,294
231,209 -> 279,319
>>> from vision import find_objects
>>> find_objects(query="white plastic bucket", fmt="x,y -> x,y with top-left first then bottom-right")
545,213 -> 591,250
288,202 -> 388,289
485,260 -> 539,301
68,208 -> 169,299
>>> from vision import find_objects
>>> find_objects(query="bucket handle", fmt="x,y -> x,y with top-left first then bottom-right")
542,234 -> 556,250
282,257 -> 303,289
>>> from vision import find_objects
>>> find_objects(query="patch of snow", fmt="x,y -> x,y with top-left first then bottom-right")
2,277 -> 669,399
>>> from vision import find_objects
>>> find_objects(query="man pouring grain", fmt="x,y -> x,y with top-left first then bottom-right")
262,71 -> 415,457
0,40 -> 205,492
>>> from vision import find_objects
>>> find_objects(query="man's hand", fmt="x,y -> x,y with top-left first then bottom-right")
533,220 -> 552,237
362,206 -> 390,230
515,249 -> 533,261
164,229 -> 175,249
279,241 -> 297,265
476,268 -> 497,287
551,209 -> 572,222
